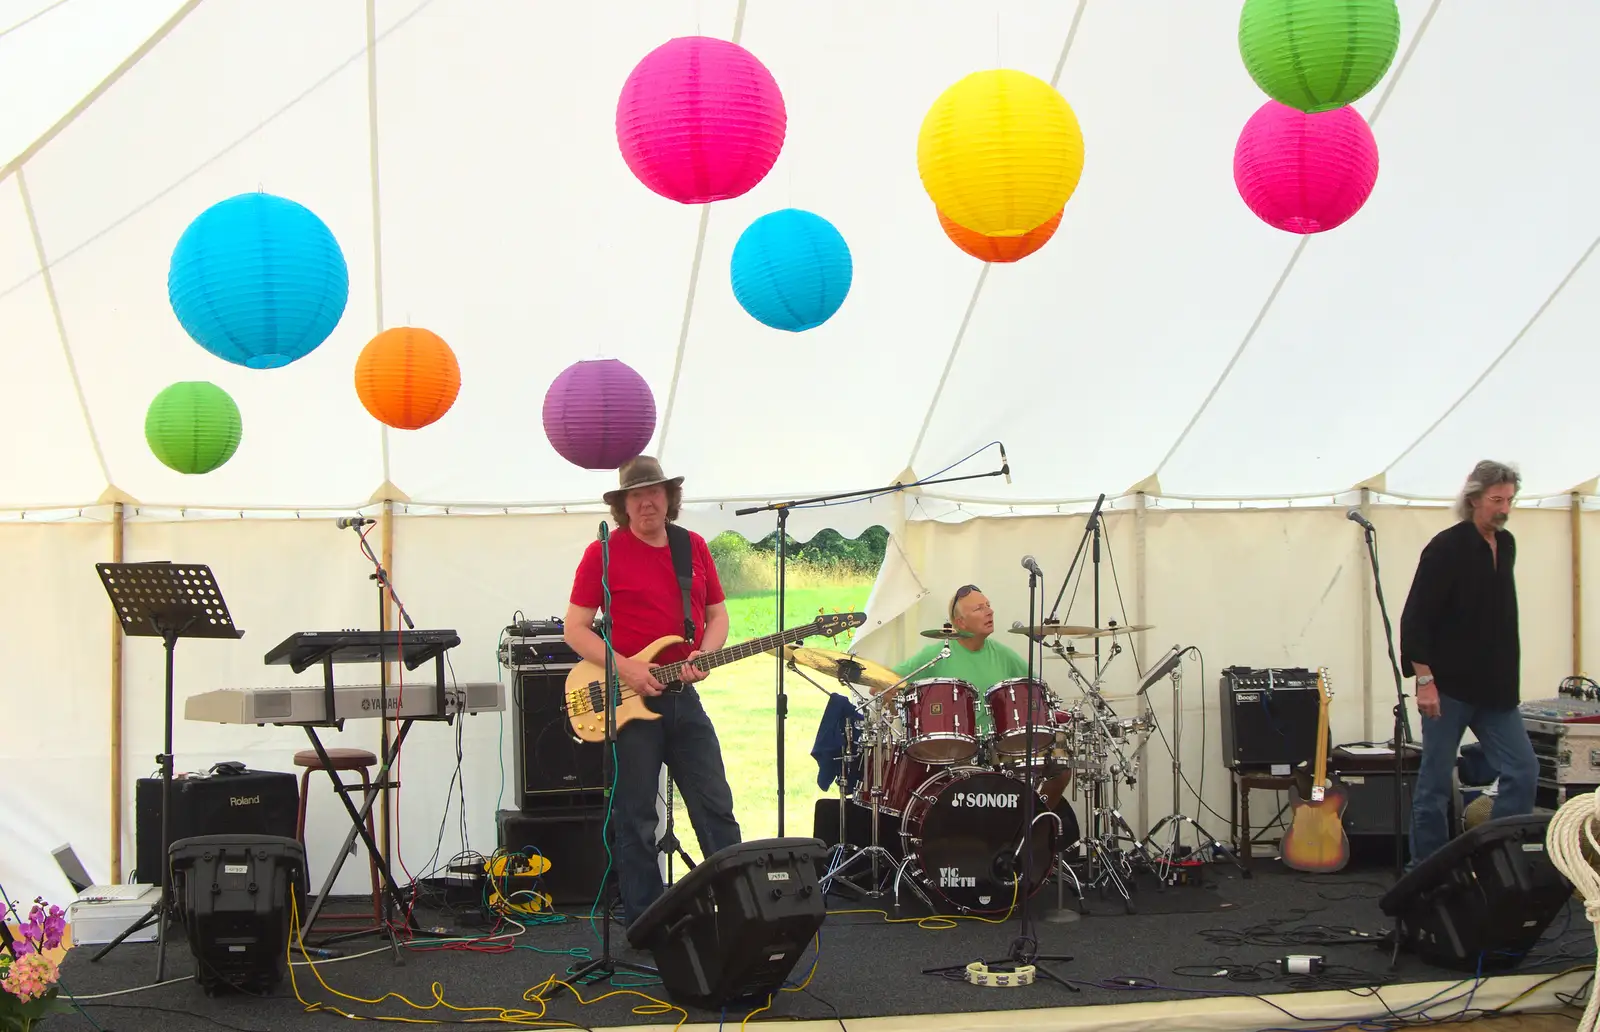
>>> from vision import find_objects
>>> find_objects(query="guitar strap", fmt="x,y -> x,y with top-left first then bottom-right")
666,523 -> 695,645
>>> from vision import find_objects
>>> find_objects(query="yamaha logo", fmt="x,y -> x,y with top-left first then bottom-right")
951,792 -> 1018,808
230,795 -> 260,807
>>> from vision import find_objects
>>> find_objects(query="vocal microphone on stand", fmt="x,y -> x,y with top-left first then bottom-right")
1346,507 -> 1375,532
337,516 -> 376,529
1020,554 -> 1043,577
1000,442 -> 1010,485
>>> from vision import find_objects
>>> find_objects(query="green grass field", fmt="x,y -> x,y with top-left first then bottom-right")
667,581 -> 875,847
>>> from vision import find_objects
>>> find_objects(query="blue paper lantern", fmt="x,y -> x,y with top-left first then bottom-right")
168,192 -> 349,369
729,208 -> 852,332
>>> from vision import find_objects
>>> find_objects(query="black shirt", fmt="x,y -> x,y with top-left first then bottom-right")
1399,520 -> 1520,709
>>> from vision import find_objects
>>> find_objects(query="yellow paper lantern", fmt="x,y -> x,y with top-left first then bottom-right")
916,69 -> 1085,238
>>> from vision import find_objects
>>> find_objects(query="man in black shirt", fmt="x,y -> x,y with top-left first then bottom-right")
1400,459 -> 1537,866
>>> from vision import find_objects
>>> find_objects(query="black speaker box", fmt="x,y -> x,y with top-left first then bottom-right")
136,768 -> 299,884
627,838 -> 827,1008
1379,814 -> 1571,972
1217,667 -> 1323,771
169,834 -> 307,996
514,662 -> 607,807
496,806 -> 610,905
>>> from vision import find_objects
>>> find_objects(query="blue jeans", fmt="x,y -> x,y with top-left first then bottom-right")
611,686 -> 742,926
1410,691 -> 1537,865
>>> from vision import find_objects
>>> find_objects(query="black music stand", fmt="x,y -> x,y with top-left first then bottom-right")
90,562 -> 243,981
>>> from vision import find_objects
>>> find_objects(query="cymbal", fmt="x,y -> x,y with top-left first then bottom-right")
1009,622 -> 1099,638
920,625 -> 974,640
1073,622 -> 1154,638
782,645 -> 902,693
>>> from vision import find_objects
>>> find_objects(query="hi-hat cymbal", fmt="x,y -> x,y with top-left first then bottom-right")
1073,622 -> 1154,639
781,645 -> 902,694
1009,621 -> 1099,638
921,625 -> 974,640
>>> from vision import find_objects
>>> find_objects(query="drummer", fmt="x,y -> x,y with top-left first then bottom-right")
892,584 -> 1029,737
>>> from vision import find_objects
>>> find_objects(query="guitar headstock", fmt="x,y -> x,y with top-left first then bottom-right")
813,611 -> 867,637
1319,665 -> 1333,699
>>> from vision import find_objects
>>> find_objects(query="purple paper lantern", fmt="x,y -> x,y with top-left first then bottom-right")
543,359 -> 657,469
1234,100 -> 1379,234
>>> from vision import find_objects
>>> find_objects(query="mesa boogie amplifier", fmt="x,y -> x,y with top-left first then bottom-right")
1217,666 -> 1323,773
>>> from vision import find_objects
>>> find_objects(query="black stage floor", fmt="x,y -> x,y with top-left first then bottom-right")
51,860 -> 1595,1032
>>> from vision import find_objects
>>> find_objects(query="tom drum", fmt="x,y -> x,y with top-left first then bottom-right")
901,679 -> 980,764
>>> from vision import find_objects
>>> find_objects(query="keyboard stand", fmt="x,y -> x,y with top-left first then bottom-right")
267,631 -> 461,959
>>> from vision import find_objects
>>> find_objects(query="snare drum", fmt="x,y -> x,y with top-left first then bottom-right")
901,678 -> 979,763
984,678 -> 1056,757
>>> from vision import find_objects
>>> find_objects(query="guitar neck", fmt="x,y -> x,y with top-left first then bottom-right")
1312,668 -> 1331,787
649,624 -> 819,683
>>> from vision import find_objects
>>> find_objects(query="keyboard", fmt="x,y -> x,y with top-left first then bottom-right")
185,681 -> 504,726
263,629 -> 461,672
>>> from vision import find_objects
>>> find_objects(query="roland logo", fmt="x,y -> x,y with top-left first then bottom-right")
230,795 -> 261,807
952,791 -> 1018,808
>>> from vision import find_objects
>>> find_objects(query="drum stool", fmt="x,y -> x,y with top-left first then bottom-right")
294,747 -> 384,937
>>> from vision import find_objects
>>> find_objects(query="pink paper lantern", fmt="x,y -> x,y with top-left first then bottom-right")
1234,101 -> 1379,234
543,359 -> 657,470
616,36 -> 786,204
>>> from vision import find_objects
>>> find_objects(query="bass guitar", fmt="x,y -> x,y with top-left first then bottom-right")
1280,666 -> 1350,873
564,611 -> 866,743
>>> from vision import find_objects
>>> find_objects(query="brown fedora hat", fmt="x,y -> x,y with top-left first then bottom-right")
603,455 -> 684,506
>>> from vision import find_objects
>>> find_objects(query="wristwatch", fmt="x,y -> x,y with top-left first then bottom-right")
1416,675 -> 1434,687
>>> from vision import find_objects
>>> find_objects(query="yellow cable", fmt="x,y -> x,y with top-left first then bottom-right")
827,874 -> 1020,928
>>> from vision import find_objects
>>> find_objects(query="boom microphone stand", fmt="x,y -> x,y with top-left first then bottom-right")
735,448 -> 1011,838
572,521 -> 657,985
1349,508 -> 1415,878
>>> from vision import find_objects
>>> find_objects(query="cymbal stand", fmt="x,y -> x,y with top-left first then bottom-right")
1141,655 -> 1249,881
1064,699 -> 1150,914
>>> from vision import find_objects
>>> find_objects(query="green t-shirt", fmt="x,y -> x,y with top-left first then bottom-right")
892,638 -> 1031,736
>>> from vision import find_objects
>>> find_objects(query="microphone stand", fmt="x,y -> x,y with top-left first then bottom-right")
572,520 -> 657,985
1356,515 -> 1415,879
735,458 -> 1009,837
1049,494 -> 1107,674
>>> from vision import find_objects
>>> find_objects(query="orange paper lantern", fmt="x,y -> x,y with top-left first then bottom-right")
938,208 -> 1063,263
354,326 -> 461,430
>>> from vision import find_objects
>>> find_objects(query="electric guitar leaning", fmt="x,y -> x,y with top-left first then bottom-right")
564,611 -> 866,743
1279,666 -> 1351,874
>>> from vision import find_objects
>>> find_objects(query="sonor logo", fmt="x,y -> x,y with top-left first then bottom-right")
952,792 -> 1018,808
230,795 -> 260,806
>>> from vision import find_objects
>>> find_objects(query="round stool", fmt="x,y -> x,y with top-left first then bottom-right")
295,748 -> 384,936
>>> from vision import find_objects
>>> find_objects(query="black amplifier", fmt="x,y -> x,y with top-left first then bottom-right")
1217,666 -> 1323,773
135,765 -> 300,884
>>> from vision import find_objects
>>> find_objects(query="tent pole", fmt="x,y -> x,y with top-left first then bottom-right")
1359,488 -> 1374,742
1573,492 -> 1583,677
1133,492 -> 1149,836
380,499 -> 397,874
109,500 -> 126,883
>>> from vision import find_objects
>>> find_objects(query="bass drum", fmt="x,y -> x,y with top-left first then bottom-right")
900,767 -> 1058,914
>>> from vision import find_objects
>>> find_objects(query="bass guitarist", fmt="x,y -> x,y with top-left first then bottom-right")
563,455 -> 742,928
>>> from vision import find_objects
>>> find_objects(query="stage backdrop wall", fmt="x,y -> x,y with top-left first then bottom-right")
1,502 -> 1592,906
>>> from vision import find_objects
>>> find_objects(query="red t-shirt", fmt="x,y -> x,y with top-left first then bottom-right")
570,526 -> 725,665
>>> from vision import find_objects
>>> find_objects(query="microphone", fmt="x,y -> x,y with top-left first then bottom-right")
598,520 -> 609,541
336,516 -> 375,529
1021,554 -> 1043,577
999,442 -> 1010,485
1346,507 -> 1375,532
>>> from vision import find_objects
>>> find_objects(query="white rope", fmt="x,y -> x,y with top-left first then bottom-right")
1546,791 -> 1600,1030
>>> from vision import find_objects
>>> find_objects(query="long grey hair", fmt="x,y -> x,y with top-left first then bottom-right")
1454,460 -> 1521,522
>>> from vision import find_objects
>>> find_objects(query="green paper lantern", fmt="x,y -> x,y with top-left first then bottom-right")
1239,0 -> 1401,113
145,381 -> 243,474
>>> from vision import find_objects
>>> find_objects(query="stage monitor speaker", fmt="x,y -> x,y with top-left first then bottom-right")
627,838 -> 827,1008
135,766 -> 299,884
514,664 -> 607,807
1218,666 -> 1323,772
1379,813 -> 1570,972
169,834 -> 306,996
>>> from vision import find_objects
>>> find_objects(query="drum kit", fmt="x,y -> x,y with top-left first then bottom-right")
784,617 -> 1229,917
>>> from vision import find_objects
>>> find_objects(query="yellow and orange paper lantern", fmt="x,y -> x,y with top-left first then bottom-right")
354,326 -> 461,430
938,208 -> 1062,263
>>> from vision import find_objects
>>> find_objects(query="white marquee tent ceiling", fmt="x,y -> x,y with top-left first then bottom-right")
1,0 -> 1596,514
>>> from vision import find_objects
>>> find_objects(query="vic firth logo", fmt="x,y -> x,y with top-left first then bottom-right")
939,867 -> 975,888
230,795 -> 260,806
951,792 -> 1018,808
